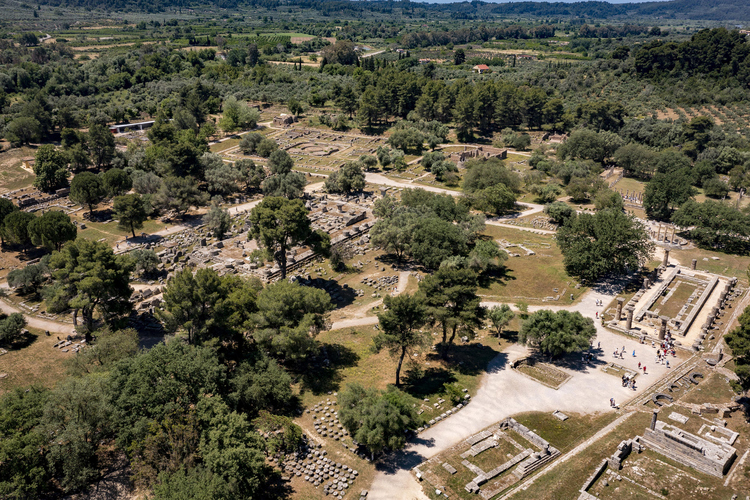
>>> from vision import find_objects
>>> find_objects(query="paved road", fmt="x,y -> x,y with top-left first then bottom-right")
366,278 -> 688,500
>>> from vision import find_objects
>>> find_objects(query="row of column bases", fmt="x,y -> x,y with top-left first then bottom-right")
614,300 -> 669,340
653,225 -> 676,242
611,249 -> 695,341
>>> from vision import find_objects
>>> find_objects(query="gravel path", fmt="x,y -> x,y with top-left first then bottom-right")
0,297 -> 75,335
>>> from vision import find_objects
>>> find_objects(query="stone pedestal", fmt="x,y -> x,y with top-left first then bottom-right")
691,259 -> 698,270
625,308 -> 634,331
644,278 -> 650,289
616,298 -> 624,321
651,409 -> 659,431
663,249 -> 670,267
659,316 -> 669,340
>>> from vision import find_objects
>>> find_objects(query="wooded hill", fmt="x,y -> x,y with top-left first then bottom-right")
31,0 -> 750,21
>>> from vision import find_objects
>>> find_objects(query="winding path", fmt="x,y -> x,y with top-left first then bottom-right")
0,297 -> 74,335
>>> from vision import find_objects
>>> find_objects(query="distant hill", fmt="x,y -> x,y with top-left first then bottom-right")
33,0 -> 750,22
633,0 -> 749,22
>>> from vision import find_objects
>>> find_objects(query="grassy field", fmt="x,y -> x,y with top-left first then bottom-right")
614,176 -> 646,196
678,373 -> 738,405
673,246 -> 750,283
73,216 -> 168,246
0,145 -> 36,192
481,225 -> 587,304
305,324 -> 502,420
0,327 -> 69,395
421,411 -> 617,500
651,280 -> 696,318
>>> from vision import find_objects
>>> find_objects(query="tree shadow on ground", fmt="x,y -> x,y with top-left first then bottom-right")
478,264 -> 515,289
73,453 -> 132,500
374,441 -> 434,474
296,276 -> 358,310
296,342 -> 359,395
257,471 -> 294,500
499,328 -> 519,344
373,253 -> 409,270
534,345 -> 609,373
0,328 -> 37,351
433,343 -> 500,377
591,273 -> 639,296
130,313 -> 168,349
402,366 -> 457,399
83,208 -> 113,223
3,244 -> 48,261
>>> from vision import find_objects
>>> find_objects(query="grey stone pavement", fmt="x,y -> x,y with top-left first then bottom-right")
367,279 -> 690,500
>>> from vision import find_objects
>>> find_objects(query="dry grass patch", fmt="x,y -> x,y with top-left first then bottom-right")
515,361 -> 571,389
480,225 -> 587,304
672,246 -> 750,284
0,327 -> 68,395
511,411 -> 650,500
678,373 -> 738,406
0,145 -> 37,193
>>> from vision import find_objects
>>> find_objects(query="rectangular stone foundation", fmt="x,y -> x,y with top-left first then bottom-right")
639,421 -> 736,477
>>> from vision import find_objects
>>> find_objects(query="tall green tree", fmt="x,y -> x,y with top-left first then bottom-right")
33,145 -> 69,192
4,117 -> 41,146
113,194 -> 147,238
324,161 -> 365,194
107,340 -> 227,448
41,376 -> 111,492
454,48 -> 466,65
155,176 -> 208,217
160,268 -> 224,345
417,267 -> 483,359
260,150 -> 305,199
643,170 -> 696,221
236,159 -> 266,192
204,204 -> 231,239
248,197 -> 312,280
0,387 -> 50,498
251,281 -> 332,363
87,123 -> 115,169
453,86 -> 476,142
0,313 -> 27,345
69,172 -> 104,215
338,384 -> 418,460
374,294 -> 428,386
46,238 -> 134,339
487,304 -> 515,337
556,209 -> 653,283
725,305 -> 750,391
28,210 -> 76,251
672,200 -> 750,253
2,211 -> 35,247
8,260 -> 48,296
101,168 -> 132,198
335,85 -> 358,117
519,310 -> 596,359
0,198 -> 18,245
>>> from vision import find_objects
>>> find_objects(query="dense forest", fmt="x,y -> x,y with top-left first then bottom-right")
30,0 -> 750,21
